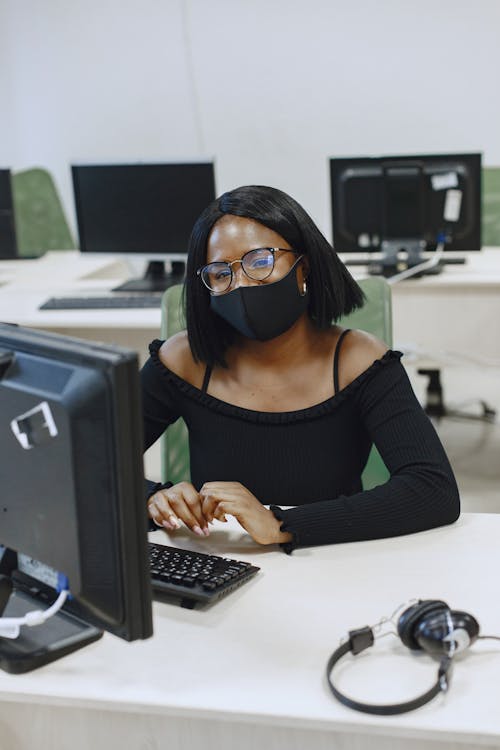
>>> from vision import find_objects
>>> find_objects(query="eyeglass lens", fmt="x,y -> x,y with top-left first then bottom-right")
202,248 -> 276,292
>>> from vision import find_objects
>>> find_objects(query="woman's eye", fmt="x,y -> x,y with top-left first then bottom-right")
214,267 -> 231,280
247,253 -> 273,271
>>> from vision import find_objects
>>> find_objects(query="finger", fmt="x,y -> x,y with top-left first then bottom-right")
199,481 -> 233,502
175,482 -> 210,532
202,496 -> 228,523
201,481 -> 242,496
201,495 -> 229,523
212,500 -> 228,523
200,492 -> 226,523
147,493 -> 181,530
147,502 -> 164,528
166,488 -> 209,537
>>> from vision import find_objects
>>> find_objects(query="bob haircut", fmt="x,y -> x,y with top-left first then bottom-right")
184,185 -> 365,366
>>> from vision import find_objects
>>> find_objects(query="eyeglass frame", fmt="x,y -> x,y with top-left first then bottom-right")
196,247 -> 300,293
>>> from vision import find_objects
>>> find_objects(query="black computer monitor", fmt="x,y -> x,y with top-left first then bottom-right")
0,169 -> 18,260
330,153 -> 482,275
0,323 -> 153,673
71,162 -> 216,292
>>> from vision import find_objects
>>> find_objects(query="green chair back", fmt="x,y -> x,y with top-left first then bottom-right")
160,276 -> 392,490
337,276 -> 392,489
160,284 -> 189,484
482,167 -> 500,247
11,168 -> 74,257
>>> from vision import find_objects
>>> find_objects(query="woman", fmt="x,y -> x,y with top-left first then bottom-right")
141,185 -> 459,552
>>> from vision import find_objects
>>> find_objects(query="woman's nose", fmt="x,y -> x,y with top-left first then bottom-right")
231,261 -> 258,289
232,263 -> 248,288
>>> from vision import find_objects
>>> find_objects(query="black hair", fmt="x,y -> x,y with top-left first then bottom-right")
184,185 -> 364,366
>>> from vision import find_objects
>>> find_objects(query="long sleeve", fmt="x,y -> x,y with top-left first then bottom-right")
141,352 -> 181,452
140,351 -> 182,499
271,359 -> 460,552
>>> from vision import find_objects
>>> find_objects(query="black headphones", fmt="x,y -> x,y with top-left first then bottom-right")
326,599 -> 482,715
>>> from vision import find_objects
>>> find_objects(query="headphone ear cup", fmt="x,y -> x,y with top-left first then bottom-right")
398,600 -> 449,650
415,609 -> 480,656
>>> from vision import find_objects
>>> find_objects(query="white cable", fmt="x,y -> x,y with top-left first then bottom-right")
0,589 -> 69,639
387,242 -> 444,285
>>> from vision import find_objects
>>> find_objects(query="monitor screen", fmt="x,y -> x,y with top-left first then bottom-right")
71,162 -> 216,292
0,169 -> 18,260
0,323 -> 153,672
330,153 -> 482,258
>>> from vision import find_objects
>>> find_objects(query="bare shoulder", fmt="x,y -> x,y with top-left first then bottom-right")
157,331 -> 206,389
338,328 -> 390,389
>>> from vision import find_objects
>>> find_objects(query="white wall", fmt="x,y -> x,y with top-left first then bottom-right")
1,0 -> 499,239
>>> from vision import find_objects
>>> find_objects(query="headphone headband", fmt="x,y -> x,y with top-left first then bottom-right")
326,599 -> 480,715
326,626 -> 452,715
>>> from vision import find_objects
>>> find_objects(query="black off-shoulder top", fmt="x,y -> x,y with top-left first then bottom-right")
141,339 -> 459,552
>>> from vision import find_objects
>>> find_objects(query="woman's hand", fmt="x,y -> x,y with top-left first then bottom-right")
147,482 -> 210,537
200,481 -> 292,545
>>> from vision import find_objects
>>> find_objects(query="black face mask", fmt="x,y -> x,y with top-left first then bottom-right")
210,260 -> 309,341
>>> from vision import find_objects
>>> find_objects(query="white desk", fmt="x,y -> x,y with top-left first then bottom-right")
0,252 -> 160,364
0,513 -> 499,750
382,250 -> 500,368
1,249 -> 500,367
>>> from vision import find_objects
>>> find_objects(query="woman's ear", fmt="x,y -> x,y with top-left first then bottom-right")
300,255 -> 310,277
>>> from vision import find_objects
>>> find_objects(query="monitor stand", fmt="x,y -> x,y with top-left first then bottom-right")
0,571 -> 102,674
367,239 -> 444,279
345,241 -> 467,277
112,260 -> 186,293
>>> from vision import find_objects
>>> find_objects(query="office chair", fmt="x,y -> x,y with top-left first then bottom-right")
160,276 -> 392,490
482,167 -> 500,247
11,168 -> 74,257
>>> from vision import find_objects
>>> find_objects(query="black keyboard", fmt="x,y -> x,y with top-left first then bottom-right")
39,294 -> 163,310
149,542 -> 260,609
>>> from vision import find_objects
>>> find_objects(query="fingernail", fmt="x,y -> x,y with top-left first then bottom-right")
202,525 -> 210,536
162,520 -> 174,530
169,515 -> 180,529
192,525 -> 205,537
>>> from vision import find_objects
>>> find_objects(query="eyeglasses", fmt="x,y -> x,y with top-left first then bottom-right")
197,247 -> 298,293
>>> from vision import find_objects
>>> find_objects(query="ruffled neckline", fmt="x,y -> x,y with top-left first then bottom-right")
148,339 -> 402,424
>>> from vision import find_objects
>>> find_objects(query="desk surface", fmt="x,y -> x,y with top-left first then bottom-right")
0,248 -> 499,332
342,248 -> 500,289
0,252 -> 158,330
0,513 -> 499,750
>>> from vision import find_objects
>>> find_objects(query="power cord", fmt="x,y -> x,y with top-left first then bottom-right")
387,241 -> 445,285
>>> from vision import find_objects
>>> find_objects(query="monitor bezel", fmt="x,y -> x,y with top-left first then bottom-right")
71,161 -> 216,258
70,161 -> 216,292
0,323 -> 153,644
329,152 -> 482,254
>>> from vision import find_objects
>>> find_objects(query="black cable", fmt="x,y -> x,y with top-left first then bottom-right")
478,635 -> 500,642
